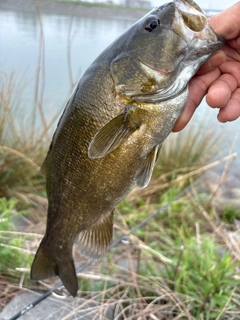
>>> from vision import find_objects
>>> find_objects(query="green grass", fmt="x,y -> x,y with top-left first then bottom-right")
222,205 -> 240,224
0,198 -> 33,277
164,235 -> 239,319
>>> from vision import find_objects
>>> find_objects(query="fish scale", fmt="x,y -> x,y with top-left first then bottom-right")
31,0 -> 224,297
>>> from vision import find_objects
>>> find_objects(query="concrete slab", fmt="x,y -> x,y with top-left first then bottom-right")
0,291 -> 115,320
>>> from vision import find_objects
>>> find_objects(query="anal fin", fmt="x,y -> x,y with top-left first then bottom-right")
135,145 -> 160,189
77,210 -> 114,259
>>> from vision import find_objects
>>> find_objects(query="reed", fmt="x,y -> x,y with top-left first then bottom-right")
0,71 -> 47,201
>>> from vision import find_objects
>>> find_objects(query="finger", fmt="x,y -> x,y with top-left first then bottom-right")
219,60 -> 240,87
206,73 -> 238,108
172,97 -> 197,132
225,37 -> 240,56
217,88 -> 240,122
209,2 -> 240,39
172,68 -> 221,132
197,50 -> 226,76
221,44 -> 240,62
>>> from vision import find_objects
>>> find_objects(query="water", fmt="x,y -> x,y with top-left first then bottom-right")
0,5 -> 135,114
0,2 -> 239,182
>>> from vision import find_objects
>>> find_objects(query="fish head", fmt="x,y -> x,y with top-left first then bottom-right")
111,0 -> 224,102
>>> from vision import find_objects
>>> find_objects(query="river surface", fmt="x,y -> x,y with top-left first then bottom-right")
0,1 -> 239,181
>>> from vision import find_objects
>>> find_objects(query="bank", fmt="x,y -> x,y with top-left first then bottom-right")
0,0 -> 148,20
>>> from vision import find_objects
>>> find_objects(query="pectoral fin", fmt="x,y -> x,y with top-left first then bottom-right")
135,145 -> 160,189
88,113 -> 135,159
77,210 -> 114,259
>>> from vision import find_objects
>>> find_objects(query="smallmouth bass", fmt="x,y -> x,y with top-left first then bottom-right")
31,0 -> 224,296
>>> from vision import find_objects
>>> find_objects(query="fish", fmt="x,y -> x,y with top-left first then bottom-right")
31,0 -> 224,296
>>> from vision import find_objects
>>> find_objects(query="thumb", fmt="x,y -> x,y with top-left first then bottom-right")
209,2 -> 240,39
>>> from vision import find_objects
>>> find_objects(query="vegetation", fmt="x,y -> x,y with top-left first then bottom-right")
0,71 -> 47,202
0,198 -> 34,275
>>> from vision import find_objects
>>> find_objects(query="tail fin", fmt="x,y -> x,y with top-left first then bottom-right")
31,241 -> 78,297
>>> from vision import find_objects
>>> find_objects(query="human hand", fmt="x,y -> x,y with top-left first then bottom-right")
173,2 -> 240,132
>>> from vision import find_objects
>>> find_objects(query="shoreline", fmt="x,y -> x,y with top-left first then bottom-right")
0,0 -> 148,20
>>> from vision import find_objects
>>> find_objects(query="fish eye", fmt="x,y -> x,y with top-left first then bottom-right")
144,16 -> 160,32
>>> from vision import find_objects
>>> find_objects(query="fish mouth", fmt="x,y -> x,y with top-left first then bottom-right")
173,0 -> 224,48
174,0 -> 207,32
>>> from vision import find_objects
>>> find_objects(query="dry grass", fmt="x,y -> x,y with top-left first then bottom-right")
0,71 -> 46,201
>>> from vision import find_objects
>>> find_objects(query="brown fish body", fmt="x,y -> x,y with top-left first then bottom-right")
31,0 -> 224,296
38,64 -> 187,263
